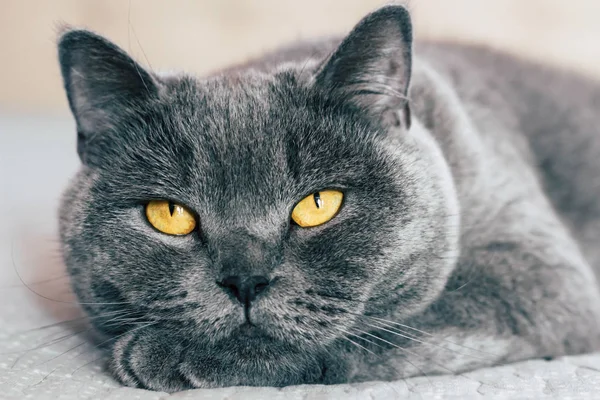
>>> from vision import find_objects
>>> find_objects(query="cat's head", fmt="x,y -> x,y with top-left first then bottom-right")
57,5 -> 458,390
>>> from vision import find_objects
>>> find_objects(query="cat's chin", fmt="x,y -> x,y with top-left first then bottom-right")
180,334 -> 326,389
181,333 -> 324,389
213,322 -> 314,361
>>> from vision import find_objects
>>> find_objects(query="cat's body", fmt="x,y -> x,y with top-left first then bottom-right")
256,38 -> 600,379
420,42 -> 600,272
57,6 -> 600,391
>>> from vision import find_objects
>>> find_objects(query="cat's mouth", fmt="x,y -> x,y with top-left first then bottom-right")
232,321 -> 279,346
205,322 -> 299,361
237,321 -> 265,336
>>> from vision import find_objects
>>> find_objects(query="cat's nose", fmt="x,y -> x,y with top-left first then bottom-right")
218,275 -> 270,305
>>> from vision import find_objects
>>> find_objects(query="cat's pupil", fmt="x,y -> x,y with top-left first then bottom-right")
168,201 -> 175,216
314,192 -> 323,209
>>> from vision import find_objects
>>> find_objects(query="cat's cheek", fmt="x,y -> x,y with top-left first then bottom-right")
110,327 -> 192,393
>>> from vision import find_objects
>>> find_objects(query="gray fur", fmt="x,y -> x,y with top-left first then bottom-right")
56,5 -> 600,391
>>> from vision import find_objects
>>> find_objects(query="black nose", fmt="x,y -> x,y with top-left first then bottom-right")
218,275 -> 270,305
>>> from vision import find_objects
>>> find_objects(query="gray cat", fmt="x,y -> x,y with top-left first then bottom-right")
56,5 -> 600,392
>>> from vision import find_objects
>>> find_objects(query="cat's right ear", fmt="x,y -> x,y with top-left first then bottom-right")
58,29 -> 160,166
314,5 -> 413,129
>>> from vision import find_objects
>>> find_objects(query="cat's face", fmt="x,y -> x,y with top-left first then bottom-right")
58,6 -> 458,390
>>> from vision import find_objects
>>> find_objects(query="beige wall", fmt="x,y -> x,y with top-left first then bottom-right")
1,0 -> 600,113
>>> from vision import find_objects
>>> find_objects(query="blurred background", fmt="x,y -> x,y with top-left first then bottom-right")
2,0 -> 600,114
1,0 -> 600,289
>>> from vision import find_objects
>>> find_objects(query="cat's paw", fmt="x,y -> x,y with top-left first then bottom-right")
110,326 -> 193,392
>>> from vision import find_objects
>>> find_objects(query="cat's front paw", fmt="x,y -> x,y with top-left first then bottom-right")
110,326 -> 193,392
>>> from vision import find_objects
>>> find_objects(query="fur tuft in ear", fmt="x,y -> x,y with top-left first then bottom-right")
57,29 -> 160,165
315,5 -> 413,129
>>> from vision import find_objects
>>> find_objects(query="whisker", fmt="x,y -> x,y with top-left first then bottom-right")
22,321 -> 157,376
127,0 -> 153,71
309,293 -> 497,360
1,274 -> 69,289
127,0 -> 151,95
298,48 -> 322,81
4,310 -> 146,363
339,327 -> 430,390
11,241 -> 131,306
8,326 -> 93,366
30,323 -> 92,351
360,319 -> 492,363
6,316 -> 88,338
351,325 -> 485,388
360,314 -> 498,358
6,309 -> 132,338
309,294 -> 496,360
339,333 -> 376,356
353,326 -> 455,377
337,327 -> 377,350
70,355 -> 105,376
26,338 -> 92,369
448,277 -> 477,292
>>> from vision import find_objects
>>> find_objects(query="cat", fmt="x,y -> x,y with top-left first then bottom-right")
56,4 -> 600,392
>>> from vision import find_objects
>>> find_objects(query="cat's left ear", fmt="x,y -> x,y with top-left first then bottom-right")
314,5 -> 413,129
58,28 -> 161,166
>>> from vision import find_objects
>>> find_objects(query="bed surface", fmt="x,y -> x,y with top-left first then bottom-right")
2,113 -> 599,399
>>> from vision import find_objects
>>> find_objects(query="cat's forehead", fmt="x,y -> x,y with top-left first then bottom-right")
121,71 -> 387,219
173,71 -> 281,112
167,73 -> 294,179
160,72 -> 330,169
162,72 -> 293,146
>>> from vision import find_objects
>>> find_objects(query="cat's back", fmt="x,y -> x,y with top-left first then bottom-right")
416,42 -> 600,269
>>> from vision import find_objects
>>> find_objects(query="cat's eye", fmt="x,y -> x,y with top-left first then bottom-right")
291,190 -> 344,228
146,200 -> 197,235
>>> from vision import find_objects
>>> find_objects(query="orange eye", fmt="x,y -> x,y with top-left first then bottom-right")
145,200 -> 197,235
291,190 -> 343,228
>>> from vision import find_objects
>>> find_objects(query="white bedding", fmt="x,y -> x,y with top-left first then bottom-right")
2,113 -> 599,399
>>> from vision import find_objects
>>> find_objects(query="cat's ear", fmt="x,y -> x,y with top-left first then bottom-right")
314,5 -> 413,129
58,29 -> 160,165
